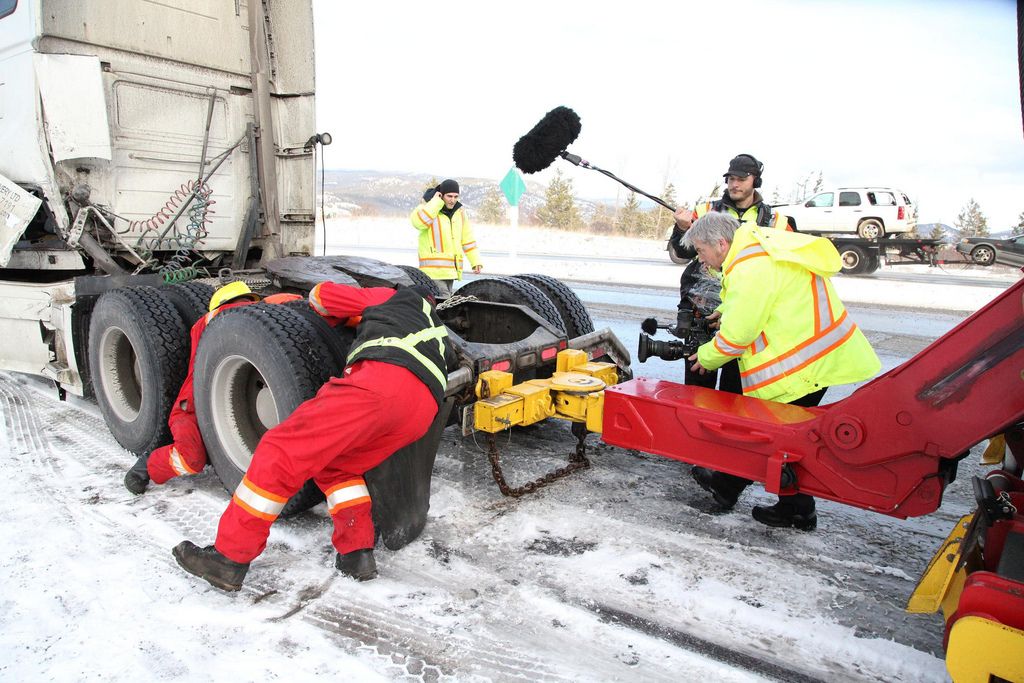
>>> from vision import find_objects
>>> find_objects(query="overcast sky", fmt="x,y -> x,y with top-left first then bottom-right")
312,0 -> 1022,230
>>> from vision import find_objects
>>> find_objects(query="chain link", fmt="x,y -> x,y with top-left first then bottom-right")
437,293 -> 479,311
485,423 -> 590,497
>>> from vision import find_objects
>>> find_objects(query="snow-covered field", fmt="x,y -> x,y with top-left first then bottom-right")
1,217 -> 1017,681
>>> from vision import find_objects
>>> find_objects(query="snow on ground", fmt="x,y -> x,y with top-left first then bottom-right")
1,216 -> 1017,681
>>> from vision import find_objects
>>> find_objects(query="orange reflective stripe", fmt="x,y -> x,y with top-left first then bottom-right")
325,478 -> 371,515
463,241 -> 477,251
168,446 -> 199,476
714,331 -> 746,357
231,475 -> 287,522
419,256 -> 456,268
724,244 -> 768,275
811,274 -> 834,333
431,219 -> 444,252
750,332 -> 768,354
263,293 -> 302,304
741,311 -> 858,392
309,283 -> 329,317
416,209 -> 433,226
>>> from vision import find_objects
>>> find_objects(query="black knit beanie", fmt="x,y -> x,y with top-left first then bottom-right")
438,179 -> 460,195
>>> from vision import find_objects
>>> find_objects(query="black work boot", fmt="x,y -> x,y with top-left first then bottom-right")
752,497 -> 817,531
690,467 -> 740,510
335,548 -> 378,581
124,455 -> 150,495
172,541 -> 249,591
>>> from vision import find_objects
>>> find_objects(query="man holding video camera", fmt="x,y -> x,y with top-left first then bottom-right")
682,212 -> 880,530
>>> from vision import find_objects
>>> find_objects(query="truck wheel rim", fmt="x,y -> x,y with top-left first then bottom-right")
209,354 -> 279,472
974,247 -> 993,264
842,250 -> 861,268
97,326 -> 142,422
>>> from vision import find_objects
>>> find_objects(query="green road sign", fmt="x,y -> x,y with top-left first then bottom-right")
499,167 -> 526,207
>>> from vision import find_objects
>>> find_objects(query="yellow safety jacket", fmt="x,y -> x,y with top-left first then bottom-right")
696,223 -> 880,403
693,199 -> 789,229
410,196 -> 482,280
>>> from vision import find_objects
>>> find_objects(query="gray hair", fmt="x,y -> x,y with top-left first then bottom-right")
681,212 -> 740,249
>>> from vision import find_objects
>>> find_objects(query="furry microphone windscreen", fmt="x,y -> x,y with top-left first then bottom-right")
512,106 -> 582,174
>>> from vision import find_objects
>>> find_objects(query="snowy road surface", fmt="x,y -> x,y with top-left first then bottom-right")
3,265 -> 999,680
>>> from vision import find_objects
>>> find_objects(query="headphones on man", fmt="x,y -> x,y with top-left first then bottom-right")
736,153 -> 764,187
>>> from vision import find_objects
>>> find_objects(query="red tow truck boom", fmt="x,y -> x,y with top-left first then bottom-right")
602,278 -> 1024,518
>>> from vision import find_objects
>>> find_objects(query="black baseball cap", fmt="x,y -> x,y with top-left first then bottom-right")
723,155 -> 761,178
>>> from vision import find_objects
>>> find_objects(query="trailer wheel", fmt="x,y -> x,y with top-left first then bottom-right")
839,245 -> 871,275
162,281 -> 216,329
510,273 -> 594,338
396,265 -> 442,298
857,219 -> 884,240
88,286 -> 189,455
456,276 -> 565,333
193,304 -> 336,517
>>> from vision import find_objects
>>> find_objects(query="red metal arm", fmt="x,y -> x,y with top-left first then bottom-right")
602,279 -> 1024,518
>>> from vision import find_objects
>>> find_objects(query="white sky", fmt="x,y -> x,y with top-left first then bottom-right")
312,0 -> 1023,230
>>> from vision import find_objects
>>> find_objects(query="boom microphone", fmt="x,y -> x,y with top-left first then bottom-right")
511,106 -> 676,212
512,106 -> 582,174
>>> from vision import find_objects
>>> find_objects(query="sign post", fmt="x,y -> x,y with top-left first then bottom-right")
499,167 -> 526,260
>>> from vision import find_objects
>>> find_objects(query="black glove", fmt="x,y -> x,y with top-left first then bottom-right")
422,186 -> 439,202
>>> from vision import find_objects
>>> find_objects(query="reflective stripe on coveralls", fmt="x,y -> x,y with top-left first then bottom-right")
168,446 -> 200,476
231,475 -> 288,522
325,478 -> 371,515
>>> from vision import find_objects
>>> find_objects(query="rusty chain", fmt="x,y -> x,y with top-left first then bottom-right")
485,422 -> 591,497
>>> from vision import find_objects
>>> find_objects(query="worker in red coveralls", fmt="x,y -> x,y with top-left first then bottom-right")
172,282 -> 453,591
124,281 -> 300,495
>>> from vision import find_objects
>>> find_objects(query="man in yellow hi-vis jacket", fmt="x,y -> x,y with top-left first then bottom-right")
684,212 -> 880,530
410,179 -> 482,296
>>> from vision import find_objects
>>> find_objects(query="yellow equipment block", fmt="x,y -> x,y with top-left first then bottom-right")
585,391 -> 604,433
508,381 -> 556,426
907,514 -> 972,616
474,394 -> 525,433
556,348 -> 589,373
946,616 -> 1024,683
555,349 -> 619,386
476,370 -> 514,399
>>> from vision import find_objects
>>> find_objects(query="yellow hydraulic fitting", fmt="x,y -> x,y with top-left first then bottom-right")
556,348 -> 619,386
476,370 -> 514,399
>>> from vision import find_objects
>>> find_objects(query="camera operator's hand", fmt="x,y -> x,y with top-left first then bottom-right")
673,207 -> 693,230
705,310 -> 722,329
687,352 -> 709,375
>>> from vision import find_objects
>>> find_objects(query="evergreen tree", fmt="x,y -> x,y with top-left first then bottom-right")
1014,211 -> 1024,236
648,183 -> 679,236
954,198 -> 989,237
928,224 -> 947,241
476,185 -> 507,225
589,203 -> 614,234
536,169 -> 581,230
616,191 -> 644,236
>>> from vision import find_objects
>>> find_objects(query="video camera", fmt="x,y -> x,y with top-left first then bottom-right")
637,308 -> 714,363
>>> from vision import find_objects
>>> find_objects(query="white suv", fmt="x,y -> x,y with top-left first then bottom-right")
776,187 -> 917,239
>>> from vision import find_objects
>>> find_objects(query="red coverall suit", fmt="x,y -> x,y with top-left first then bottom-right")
213,284 -> 449,564
146,293 -> 301,485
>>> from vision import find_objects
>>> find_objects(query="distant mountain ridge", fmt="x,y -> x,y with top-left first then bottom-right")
321,169 -> 600,219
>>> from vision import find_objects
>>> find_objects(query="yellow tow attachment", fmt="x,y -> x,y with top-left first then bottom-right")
473,349 -> 616,435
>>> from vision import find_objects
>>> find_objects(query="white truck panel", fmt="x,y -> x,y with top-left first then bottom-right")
0,280 -> 81,394
0,175 -> 43,267
34,53 -> 112,162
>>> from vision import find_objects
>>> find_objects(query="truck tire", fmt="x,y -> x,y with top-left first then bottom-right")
857,219 -> 884,240
510,273 -> 594,338
88,286 -> 189,456
839,245 -> 871,275
162,281 -> 216,329
396,265 -> 442,298
283,299 -> 354,375
970,245 -> 995,266
193,304 -> 336,517
667,240 -> 690,265
456,276 -> 566,333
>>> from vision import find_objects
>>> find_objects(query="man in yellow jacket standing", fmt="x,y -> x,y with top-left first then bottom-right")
410,179 -> 482,296
684,212 -> 880,530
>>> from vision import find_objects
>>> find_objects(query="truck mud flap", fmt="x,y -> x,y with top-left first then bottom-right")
366,397 -> 454,551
